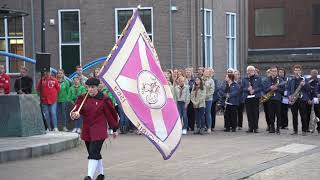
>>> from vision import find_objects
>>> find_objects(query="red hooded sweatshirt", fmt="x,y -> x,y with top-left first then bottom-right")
0,73 -> 10,94
37,75 -> 60,104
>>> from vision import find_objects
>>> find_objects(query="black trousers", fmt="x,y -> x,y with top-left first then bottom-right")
187,102 -> 195,131
211,101 -> 217,129
267,100 -> 282,130
85,140 -> 105,160
237,103 -> 244,128
245,98 -> 259,131
225,105 -> 238,130
280,103 -> 289,128
306,104 -> 320,131
316,104 -> 320,131
306,104 -> 312,130
291,100 -> 308,132
263,101 -> 270,128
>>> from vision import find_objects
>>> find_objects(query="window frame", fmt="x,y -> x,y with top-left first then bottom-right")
204,8 -> 213,68
114,7 -> 153,42
0,17 -> 25,75
312,4 -> 320,35
226,12 -> 237,70
58,9 -> 82,70
254,7 -> 285,37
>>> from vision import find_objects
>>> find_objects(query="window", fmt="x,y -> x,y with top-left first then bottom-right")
255,8 -> 284,36
59,10 -> 81,76
115,8 -> 153,41
226,12 -> 236,69
313,5 -> 320,34
204,9 -> 213,68
0,17 -> 24,73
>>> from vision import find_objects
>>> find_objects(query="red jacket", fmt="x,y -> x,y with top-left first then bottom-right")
74,92 -> 119,141
0,73 -> 10,94
37,76 -> 60,104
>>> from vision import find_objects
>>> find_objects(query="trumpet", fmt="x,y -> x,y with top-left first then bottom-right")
70,92 -> 89,120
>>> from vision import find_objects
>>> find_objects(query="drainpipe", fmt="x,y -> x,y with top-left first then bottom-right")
202,0 -> 205,67
31,0 -> 36,89
169,0 -> 173,69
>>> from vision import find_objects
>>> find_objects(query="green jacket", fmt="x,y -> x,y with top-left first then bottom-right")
57,80 -> 70,103
68,85 -> 87,104
102,86 -> 117,105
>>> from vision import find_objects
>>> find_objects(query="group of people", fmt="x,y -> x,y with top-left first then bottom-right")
164,65 -> 320,136
1,63 -> 320,137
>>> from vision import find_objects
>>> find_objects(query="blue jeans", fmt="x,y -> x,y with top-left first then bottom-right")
42,103 -> 58,129
205,101 -> 213,129
177,101 -> 188,129
119,106 -> 129,129
57,102 -> 68,127
195,107 -> 205,129
75,116 -> 83,129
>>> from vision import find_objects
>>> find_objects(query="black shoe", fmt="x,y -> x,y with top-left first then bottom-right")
302,131 -> 307,136
246,129 -> 253,133
266,127 -> 270,131
84,176 -> 92,180
291,131 -> 298,135
232,129 -> 236,132
96,174 -> 105,180
276,129 -> 280,134
224,129 -> 230,132
253,129 -> 259,133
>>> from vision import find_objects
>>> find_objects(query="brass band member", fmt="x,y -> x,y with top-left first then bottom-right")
306,69 -> 320,133
223,73 -> 240,132
279,68 -> 289,129
234,70 -> 244,130
288,65 -> 312,136
242,66 -> 263,133
262,69 -> 271,131
263,67 -> 284,134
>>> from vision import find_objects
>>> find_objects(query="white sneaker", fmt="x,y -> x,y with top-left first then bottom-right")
77,128 -> 81,134
53,128 -> 59,132
182,129 -> 187,135
108,129 -> 113,135
207,129 -> 211,134
72,128 -> 77,133
46,129 -> 50,133
62,127 -> 68,132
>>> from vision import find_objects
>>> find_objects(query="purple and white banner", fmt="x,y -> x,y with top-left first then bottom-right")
99,10 -> 181,160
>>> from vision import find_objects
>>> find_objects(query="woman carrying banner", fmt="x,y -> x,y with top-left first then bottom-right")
70,77 -> 119,180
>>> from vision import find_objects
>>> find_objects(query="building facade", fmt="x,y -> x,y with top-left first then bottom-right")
0,0 -> 246,81
247,0 -> 320,75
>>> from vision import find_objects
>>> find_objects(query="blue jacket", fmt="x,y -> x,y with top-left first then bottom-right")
227,82 -> 240,106
288,77 -> 312,102
262,77 -> 285,102
307,78 -> 319,98
212,79 -> 220,102
218,81 -> 227,104
241,75 -> 263,99
236,79 -> 244,103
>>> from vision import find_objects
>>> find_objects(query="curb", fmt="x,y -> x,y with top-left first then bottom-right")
0,136 -> 80,163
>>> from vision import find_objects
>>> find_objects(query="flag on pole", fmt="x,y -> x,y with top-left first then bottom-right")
99,9 -> 182,160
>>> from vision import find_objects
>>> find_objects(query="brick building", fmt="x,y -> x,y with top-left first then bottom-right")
0,0 -> 246,82
247,0 -> 320,75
